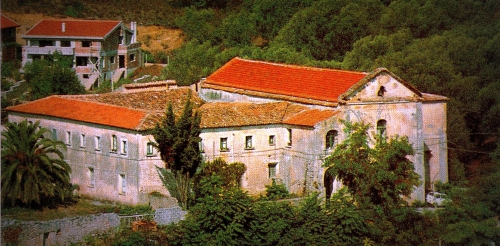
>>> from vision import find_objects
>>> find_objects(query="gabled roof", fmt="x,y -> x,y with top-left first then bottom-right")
22,19 -> 126,39
1,15 -> 20,29
199,101 -> 338,129
204,57 -> 367,104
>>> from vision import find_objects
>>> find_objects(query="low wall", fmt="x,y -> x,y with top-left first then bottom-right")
1,213 -> 120,246
1,206 -> 186,245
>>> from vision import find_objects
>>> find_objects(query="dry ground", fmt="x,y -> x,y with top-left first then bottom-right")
3,12 -> 184,54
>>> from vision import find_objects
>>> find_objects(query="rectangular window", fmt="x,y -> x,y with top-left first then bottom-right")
52,129 -> 57,140
82,41 -> 91,47
95,136 -> 101,150
118,174 -> 126,194
80,134 -> 86,147
39,40 -> 54,47
76,57 -> 88,66
121,139 -> 128,155
146,142 -> 154,156
245,136 -> 253,149
65,131 -> 71,145
220,137 -> 228,151
287,129 -> 292,147
268,163 -> 277,178
129,54 -> 135,62
269,135 -> 275,146
110,56 -> 115,64
88,167 -> 95,187
199,140 -> 204,153
61,40 -> 71,47
111,135 -> 117,152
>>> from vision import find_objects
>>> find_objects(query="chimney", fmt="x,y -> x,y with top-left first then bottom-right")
62,22 -> 66,32
130,22 -> 137,43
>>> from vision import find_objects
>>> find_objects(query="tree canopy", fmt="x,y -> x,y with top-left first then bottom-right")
1,120 -> 73,208
152,93 -> 202,209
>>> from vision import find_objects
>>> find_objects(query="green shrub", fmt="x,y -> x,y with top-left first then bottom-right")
263,179 -> 289,200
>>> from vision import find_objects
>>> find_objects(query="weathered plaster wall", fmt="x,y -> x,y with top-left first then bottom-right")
7,114 -> 169,205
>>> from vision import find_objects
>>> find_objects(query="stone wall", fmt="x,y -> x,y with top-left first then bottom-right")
154,207 -> 187,226
1,207 -> 187,245
1,213 -> 120,246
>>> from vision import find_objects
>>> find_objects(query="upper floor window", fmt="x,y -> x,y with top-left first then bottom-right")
76,57 -> 88,66
286,129 -> 292,147
81,41 -> 91,47
80,134 -> 86,148
326,130 -> 338,150
220,137 -> 228,151
88,167 -> 95,187
147,142 -> 155,156
39,40 -> 54,47
129,54 -> 135,62
52,129 -> 57,140
95,136 -> 101,150
269,135 -> 275,146
65,131 -> 71,146
245,136 -> 253,149
377,120 -> 387,138
111,135 -> 118,152
110,56 -> 115,64
121,139 -> 128,155
61,40 -> 71,47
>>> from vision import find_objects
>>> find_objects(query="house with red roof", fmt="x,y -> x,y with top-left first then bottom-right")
21,19 -> 142,89
199,57 -> 448,202
1,14 -> 20,62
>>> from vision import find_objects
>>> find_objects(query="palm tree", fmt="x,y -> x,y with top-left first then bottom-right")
1,120 -> 72,208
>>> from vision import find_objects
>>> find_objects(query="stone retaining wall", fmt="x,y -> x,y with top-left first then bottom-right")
1,206 -> 186,245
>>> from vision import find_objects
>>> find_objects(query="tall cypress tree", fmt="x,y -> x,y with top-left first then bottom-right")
153,93 -> 201,209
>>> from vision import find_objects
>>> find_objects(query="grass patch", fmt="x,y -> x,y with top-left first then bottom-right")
1,198 -> 153,221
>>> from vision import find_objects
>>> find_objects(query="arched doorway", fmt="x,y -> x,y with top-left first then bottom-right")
324,168 -> 342,199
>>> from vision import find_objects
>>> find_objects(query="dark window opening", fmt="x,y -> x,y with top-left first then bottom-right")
377,119 -> 387,138
39,40 -> 54,47
377,86 -> 386,97
326,130 -> 338,149
76,57 -> 88,66
82,41 -> 91,47
61,40 -> 71,47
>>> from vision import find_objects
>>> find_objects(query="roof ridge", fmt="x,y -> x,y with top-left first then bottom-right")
234,57 -> 367,75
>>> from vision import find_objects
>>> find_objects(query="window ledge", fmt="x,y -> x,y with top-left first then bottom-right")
220,149 -> 230,152
244,147 -> 255,150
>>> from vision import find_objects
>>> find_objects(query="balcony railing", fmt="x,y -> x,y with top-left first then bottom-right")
24,46 -> 74,55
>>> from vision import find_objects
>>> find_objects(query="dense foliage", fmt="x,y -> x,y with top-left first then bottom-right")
152,94 -> 202,209
1,120 -> 73,208
24,52 -> 85,100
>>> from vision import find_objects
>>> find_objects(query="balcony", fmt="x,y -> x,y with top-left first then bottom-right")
24,46 -> 74,56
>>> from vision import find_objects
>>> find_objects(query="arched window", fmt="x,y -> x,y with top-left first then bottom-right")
326,130 -> 338,149
377,120 -> 387,138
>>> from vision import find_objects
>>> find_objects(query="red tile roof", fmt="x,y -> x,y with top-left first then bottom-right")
7,96 -> 146,130
199,101 -> 338,128
1,15 -> 20,29
284,109 -> 339,127
6,88 -> 202,131
204,57 -> 367,103
23,19 -> 122,39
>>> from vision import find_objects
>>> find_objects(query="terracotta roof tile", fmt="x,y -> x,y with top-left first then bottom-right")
199,101 -> 338,128
7,96 -> 145,130
1,15 -> 20,29
283,109 -> 339,127
7,88 -> 202,131
204,57 -> 367,103
23,19 -> 122,39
